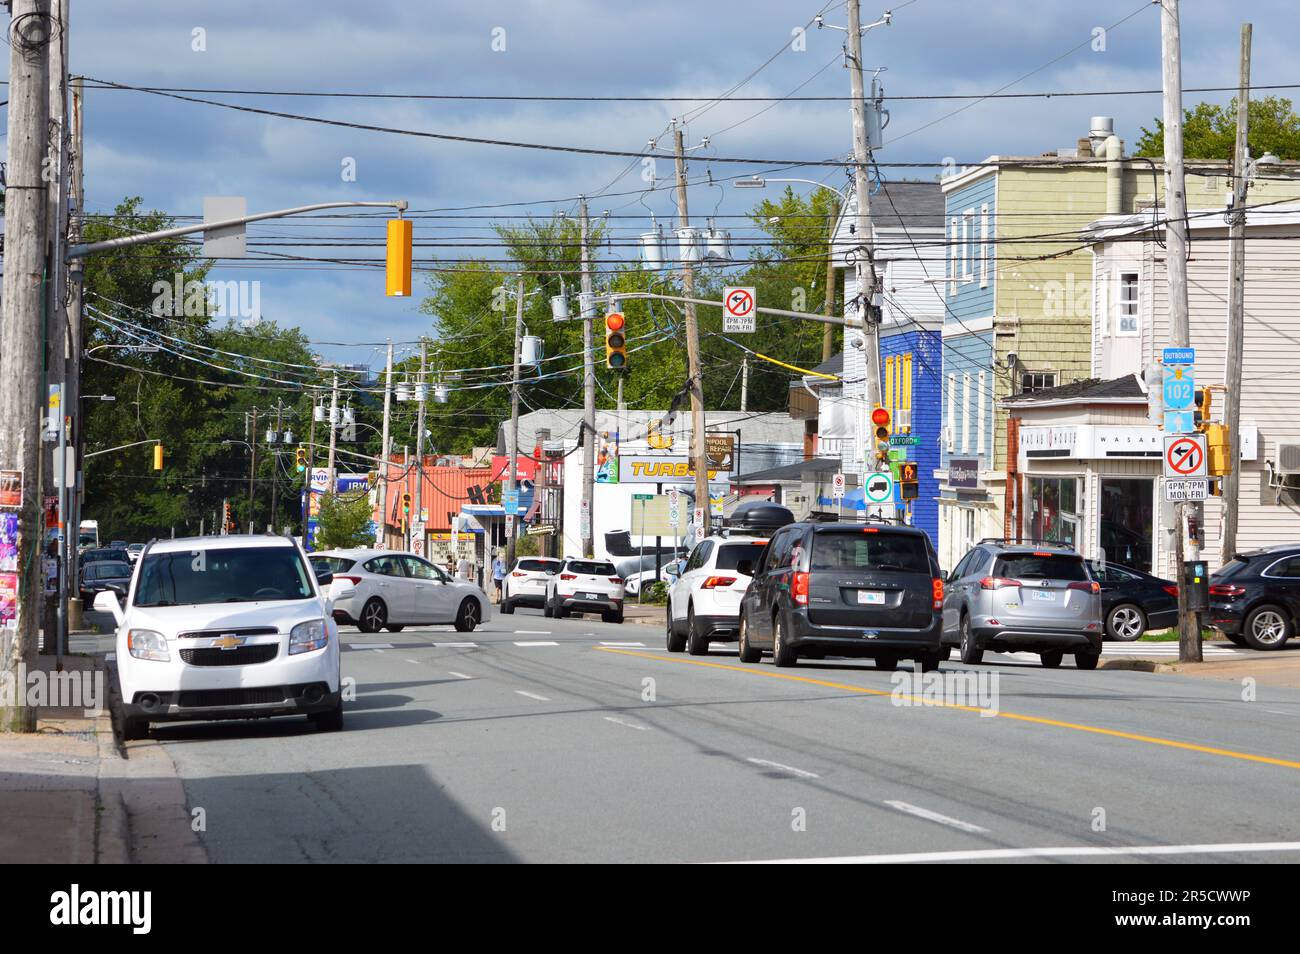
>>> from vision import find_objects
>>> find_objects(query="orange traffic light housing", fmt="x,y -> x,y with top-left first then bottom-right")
386,218 -> 413,297
153,443 -> 164,470
604,312 -> 627,370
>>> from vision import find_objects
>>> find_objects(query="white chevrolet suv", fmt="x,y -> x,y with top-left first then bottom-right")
95,535 -> 342,741
543,558 -> 624,623
501,556 -> 562,614
666,500 -> 794,655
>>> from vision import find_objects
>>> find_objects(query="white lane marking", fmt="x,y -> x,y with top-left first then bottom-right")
514,630 -> 551,635
601,641 -> 646,647
604,716 -> 650,731
433,641 -> 478,648
745,757 -> 820,780
724,841 -> 1300,865
1265,709 -> 1291,715
105,652 -> 116,662
347,642 -> 394,650
884,800 -> 989,834
405,658 -> 420,664
514,640 -> 559,647
447,671 -> 473,680
515,690 -> 550,702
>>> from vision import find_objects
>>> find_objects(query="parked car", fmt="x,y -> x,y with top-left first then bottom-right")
739,519 -> 946,670
943,540 -> 1103,669
543,558 -> 624,623
79,559 -> 133,604
109,539 -> 129,549
310,549 -> 491,633
1208,545 -> 1300,650
624,566 -> 673,597
81,547 -> 131,566
93,535 -> 342,740
501,556 -> 562,613
126,543 -> 145,563
1086,560 -> 1179,641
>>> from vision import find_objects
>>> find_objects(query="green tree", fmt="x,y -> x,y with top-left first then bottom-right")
1135,96 -> 1300,160
314,492 -> 374,549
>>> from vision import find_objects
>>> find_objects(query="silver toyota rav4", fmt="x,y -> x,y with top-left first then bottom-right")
940,540 -> 1103,669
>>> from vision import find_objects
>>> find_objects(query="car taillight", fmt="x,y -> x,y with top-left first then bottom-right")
334,575 -> 361,585
1161,584 -> 1178,597
511,571 -> 527,577
980,577 -> 1021,590
792,571 -> 809,605
609,577 -> 623,585
702,576 -> 737,589
1209,583 -> 1245,598
560,573 -> 576,580
1068,581 -> 1100,594
932,577 -> 944,610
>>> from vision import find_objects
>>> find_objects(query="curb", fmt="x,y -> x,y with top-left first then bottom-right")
92,657 -> 132,864
1097,657 -> 1161,672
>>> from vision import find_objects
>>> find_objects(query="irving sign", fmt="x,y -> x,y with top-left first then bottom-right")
618,455 -> 728,484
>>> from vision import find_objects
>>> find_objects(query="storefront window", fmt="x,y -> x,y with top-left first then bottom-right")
1099,478 -> 1153,572
1027,476 -> 1079,547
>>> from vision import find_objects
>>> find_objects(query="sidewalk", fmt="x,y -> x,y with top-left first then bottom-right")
623,602 -> 665,627
1152,651 -> 1300,689
0,653 -> 206,863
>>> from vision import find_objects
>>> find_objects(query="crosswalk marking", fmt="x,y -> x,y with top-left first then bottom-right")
514,640 -> 559,647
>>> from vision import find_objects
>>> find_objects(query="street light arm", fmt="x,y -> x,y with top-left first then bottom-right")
66,200 -> 409,261
84,438 -> 159,459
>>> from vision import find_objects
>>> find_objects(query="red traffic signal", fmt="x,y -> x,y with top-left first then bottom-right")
872,406 -> 891,442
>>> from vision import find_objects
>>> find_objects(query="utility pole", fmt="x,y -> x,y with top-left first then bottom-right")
505,275 -> 526,569
66,74 -> 85,630
377,340 -> 393,548
247,408 -> 258,533
1221,22 -> 1252,566
673,125 -> 711,539
1161,0 -> 1202,664
0,0 -> 52,732
845,0 -> 886,419
740,355 -> 749,412
823,195 -> 841,362
302,398 -> 316,550
413,339 -> 427,550
269,401 -> 283,533
325,371 -> 339,497
579,197 -> 596,559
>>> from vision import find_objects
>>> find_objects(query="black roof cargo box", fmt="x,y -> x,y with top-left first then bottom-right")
724,500 -> 795,536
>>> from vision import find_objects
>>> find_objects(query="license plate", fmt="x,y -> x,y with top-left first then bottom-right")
857,590 -> 885,605
1032,590 -> 1057,601
581,592 -> 601,600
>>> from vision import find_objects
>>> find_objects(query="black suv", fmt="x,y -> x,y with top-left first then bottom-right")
1209,545 -> 1300,650
738,519 -> 945,670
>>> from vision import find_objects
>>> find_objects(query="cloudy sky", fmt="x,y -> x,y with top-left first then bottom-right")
30,0 -> 1299,365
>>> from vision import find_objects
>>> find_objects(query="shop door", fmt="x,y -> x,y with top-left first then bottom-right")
1099,478 -> 1154,573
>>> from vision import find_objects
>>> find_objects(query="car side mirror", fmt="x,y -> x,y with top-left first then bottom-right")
737,559 -> 754,577
315,571 -> 334,588
93,589 -> 125,626
665,564 -> 680,578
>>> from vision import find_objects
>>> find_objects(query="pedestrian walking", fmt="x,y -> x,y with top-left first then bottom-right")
457,554 -> 473,582
492,551 -> 507,603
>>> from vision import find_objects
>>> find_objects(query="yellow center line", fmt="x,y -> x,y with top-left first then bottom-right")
594,647 -> 1300,772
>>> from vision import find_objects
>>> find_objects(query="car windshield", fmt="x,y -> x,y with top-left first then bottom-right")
88,562 -> 131,580
518,559 -> 558,573
810,531 -> 931,573
996,553 -> 1088,581
716,542 -> 768,571
84,549 -> 128,563
135,546 -> 314,606
310,556 -> 355,574
568,560 -> 616,576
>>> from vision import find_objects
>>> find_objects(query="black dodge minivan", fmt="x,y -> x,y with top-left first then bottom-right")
738,519 -> 946,670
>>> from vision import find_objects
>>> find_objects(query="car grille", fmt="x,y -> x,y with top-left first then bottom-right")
175,626 -> 278,640
180,644 -> 279,666
176,687 -> 289,708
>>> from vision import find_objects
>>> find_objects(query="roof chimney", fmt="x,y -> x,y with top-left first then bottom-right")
1089,116 -> 1115,157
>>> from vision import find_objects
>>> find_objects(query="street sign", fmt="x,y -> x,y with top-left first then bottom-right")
1163,347 -> 1196,365
722,286 -> 757,333
1164,410 -> 1195,434
1165,478 -> 1209,502
632,493 -> 653,500
889,435 -> 921,446
863,470 -> 895,504
832,471 -> 845,498
694,507 -> 705,543
1163,434 -> 1208,478
1162,363 -> 1194,411
502,489 -> 519,513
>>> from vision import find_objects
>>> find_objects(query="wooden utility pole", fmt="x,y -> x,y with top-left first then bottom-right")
1161,0 -> 1202,664
0,0 -> 53,732
247,408 -> 258,533
673,126 -> 711,539
325,370 -> 339,497
66,75 -> 85,629
302,400 -> 316,549
1221,23 -> 1252,565
823,196 -> 841,363
376,340 -> 393,548
578,197 -> 596,558
413,341 -> 426,549
504,275 -> 526,569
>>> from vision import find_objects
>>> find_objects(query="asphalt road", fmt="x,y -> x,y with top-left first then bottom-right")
87,606 -> 1300,863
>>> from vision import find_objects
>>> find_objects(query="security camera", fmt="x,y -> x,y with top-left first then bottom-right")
850,333 -> 866,350
1005,351 -> 1018,367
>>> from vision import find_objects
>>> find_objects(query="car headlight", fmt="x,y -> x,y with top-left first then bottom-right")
289,619 -> 329,655
127,629 -> 169,662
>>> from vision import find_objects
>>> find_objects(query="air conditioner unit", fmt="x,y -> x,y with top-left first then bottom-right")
1276,443 -> 1300,475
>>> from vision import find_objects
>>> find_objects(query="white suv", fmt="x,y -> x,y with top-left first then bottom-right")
544,558 -> 624,623
501,556 -> 562,614
95,535 -> 342,740
667,534 -> 772,655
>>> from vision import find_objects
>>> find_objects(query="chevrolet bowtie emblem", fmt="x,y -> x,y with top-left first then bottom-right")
211,636 -> 245,650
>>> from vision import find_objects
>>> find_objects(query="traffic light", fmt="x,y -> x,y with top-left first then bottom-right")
871,406 -> 891,467
1208,477 -> 1223,497
222,500 -> 232,534
401,492 -> 411,516
386,218 -> 413,297
1194,387 -> 1212,432
1206,422 -> 1232,476
604,312 -> 627,370
153,443 -> 164,470
295,446 -> 308,473
900,461 -> 919,500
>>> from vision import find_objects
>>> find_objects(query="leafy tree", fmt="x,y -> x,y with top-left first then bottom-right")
314,492 -> 375,549
1135,96 -> 1300,160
